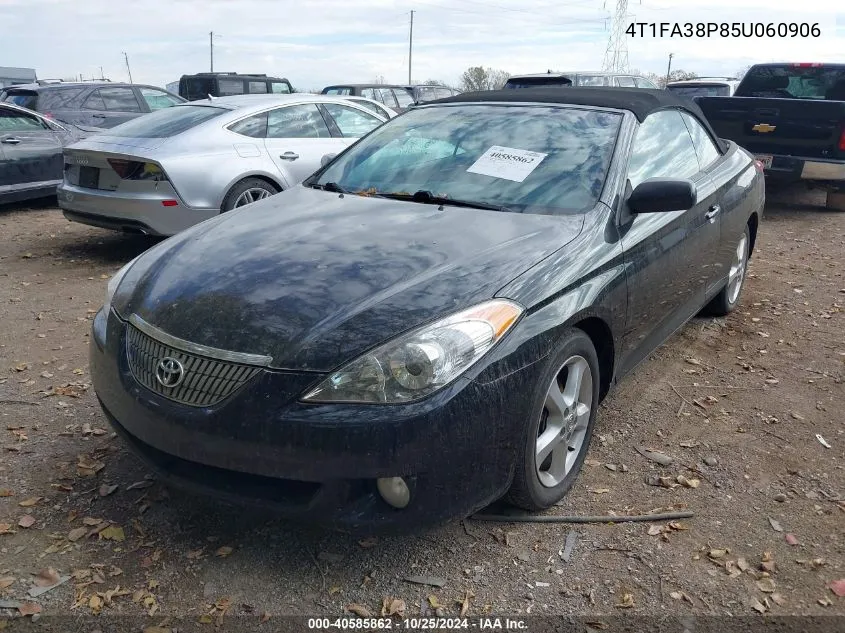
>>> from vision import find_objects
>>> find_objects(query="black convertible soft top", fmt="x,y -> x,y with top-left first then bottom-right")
432,87 -> 727,152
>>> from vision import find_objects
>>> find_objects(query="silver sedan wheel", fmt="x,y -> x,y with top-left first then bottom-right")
234,188 -> 273,208
727,233 -> 749,305
535,355 -> 593,488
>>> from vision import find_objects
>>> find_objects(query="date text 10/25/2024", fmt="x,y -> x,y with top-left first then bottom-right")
626,22 -> 821,38
307,617 -> 528,630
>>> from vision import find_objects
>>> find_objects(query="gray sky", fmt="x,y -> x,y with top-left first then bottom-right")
2,0 -> 843,90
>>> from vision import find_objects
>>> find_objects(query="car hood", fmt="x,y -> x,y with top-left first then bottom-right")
114,186 -> 584,371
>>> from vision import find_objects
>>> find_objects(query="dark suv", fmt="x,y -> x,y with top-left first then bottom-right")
0,81 -> 185,129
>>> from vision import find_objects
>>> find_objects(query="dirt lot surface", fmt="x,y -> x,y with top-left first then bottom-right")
0,191 -> 843,628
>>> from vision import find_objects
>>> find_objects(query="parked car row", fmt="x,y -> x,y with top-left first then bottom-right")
86,86 -> 765,533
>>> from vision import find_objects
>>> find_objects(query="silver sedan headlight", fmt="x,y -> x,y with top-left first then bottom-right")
302,299 -> 524,404
103,255 -> 141,316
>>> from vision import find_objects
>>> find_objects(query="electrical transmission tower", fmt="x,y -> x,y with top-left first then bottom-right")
602,0 -> 630,73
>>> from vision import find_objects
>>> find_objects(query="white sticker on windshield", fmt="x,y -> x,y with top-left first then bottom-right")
466,146 -> 548,183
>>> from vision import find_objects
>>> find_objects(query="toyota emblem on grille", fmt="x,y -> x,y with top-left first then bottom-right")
155,357 -> 185,388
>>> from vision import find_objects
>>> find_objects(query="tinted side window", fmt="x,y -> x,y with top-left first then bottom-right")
41,88 -> 86,110
324,87 -> 351,96
100,88 -> 142,112
0,108 -> 47,131
393,89 -> 414,107
229,112 -> 268,138
270,82 -> 290,94
321,103 -> 383,137
248,81 -> 268,94
218,79 -> 244,96
267,104 -> 331,138
628,110 -> 700,188
615,76 -> 636,87
82,90 -> 107,111
680,112 -> 721,168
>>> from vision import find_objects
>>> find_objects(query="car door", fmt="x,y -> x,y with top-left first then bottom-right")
0,105 -> 63,190
617,109 -> 722,375
262,103 -> 340,185
319,103 -> 385,147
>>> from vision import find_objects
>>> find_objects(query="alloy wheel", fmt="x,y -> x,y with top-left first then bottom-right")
727,233 -> 749,305
535,355 -> 593,488
234,188 -> 273,207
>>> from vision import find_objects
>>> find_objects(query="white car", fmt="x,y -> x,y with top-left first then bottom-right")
57,94 -> 388,236
666,77 -> 740,98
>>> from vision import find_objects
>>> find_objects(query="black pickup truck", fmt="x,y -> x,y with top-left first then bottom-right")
697,63 -> 845,210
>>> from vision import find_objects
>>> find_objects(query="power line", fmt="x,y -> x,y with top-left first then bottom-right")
602,0 -> 629,72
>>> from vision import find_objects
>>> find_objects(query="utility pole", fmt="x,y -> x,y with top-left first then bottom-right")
408,10 -> 414,84
99,66 -> 105,80
664,53 -> 674,87
123,52 -> 133,83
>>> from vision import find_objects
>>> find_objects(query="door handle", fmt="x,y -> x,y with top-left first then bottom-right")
279,152 -> 299,161
1,137 -> 21,145
705,205 -> 720,222
91,114 -> 106,118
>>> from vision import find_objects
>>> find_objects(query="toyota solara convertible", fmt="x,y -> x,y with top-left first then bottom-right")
91,88 -> 765,533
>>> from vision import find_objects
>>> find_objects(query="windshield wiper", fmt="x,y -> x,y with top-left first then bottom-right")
372,190 -> 510,212
309,182 -> 348,193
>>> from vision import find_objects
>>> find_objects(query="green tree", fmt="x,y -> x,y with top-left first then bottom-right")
460,66 -> 510,91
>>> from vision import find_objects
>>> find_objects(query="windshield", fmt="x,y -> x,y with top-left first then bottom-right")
667,84 -> 731,97
312,104 -> 621,215
104,105 -> 226,138
736,65 -> 845,100
503,77 -> 573,89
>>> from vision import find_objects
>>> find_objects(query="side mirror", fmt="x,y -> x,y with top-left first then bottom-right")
628,178 -> 697,214
320,153 -> 337,167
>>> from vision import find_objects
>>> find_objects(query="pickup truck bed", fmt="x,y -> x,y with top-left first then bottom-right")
695,63 -> 845,210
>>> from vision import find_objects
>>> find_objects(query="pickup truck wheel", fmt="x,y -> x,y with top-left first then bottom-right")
705,225 -> 750,317
825,191 -> 845,211
506,329 -> 600,511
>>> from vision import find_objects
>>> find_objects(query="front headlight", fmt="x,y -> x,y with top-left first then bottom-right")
301,299 -> 523,404
103,255 -> 141,316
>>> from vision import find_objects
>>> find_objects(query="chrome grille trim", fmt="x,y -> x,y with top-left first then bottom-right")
128,314 -> 272,365
125,315 -> 267,407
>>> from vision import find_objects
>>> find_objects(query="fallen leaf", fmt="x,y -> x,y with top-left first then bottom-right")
18,497 -> 42,507
669,590 -> 693,604
647,525 -> 663,536
0,577 -> 14,590
0,523 -> 16,535
751,598 -> 767,614
819,598 -> 833,607
346,603 -> 372,618
108,566 -> 123,577
98,484 -> 118,497
756,578 -> 776,593
829,580 -> 845,597
35,568 -> 60,588
18,515 -> 36,529
684,357 -> 702,366
676,475 -> 700,489
584,459 -> 601,467
0,489 -> 12,497
589,488 -> 610,494
99,526 -> 125,542
126,480 -> 155,491
737,558 -> 750,572
17,602 -> 41,617
13,363 -> 29,372
142,627 -> 172,633
768,517 -> 783,532
427,595 -> 444,609
76,455 -> 105,477
708,549 -> 728,559
771,593 -> 786,606
636,446 -> 674,466
381,597 -> 406,617
668,521 -> 688,531
215,546 -> 234,558
615,592 -> 635,608
404,575 -> 447,588
457,590 -> 474,617
82,517 -> 103,526
328,586 -> 341,595
89,594 -> 103,614
358,537 -> 378,549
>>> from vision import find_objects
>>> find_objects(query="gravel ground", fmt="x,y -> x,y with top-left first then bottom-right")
0,189 -> 843,628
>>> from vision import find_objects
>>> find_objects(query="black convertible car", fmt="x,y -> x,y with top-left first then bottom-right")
90,88 -> 765,533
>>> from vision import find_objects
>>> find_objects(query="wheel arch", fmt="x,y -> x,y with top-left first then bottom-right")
220,173 -> 285,210
747,211 -> 759,256
570,315 -> 615,402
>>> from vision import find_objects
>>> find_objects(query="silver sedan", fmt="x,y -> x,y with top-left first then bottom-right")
57,94 -> 388,236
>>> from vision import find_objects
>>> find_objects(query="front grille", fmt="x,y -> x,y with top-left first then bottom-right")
126,323 -> 262,408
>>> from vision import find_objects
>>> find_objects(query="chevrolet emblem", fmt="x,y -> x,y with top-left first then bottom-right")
752,123 -> 777,133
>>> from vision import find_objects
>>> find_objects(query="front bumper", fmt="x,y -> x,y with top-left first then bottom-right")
757,155 -> 845,187
58,183 -> 217,237
90,308 -> 538,534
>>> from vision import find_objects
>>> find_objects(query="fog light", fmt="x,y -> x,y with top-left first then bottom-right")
376,477 -> 410,509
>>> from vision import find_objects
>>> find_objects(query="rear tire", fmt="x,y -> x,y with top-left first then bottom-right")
705,224 -> 750,317
506,329 -> 600,511
221,178 -> 279,212
826,190 -> 845,211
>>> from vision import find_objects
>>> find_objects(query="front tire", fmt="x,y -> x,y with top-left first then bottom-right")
705,224 -> 750,316
507,329 -> 600,511
221,178 -> 279,212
